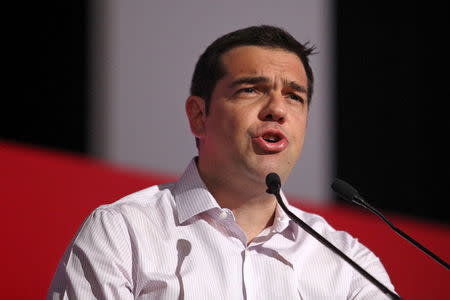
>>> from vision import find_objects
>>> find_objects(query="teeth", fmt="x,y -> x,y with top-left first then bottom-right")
263,136 -> 279,143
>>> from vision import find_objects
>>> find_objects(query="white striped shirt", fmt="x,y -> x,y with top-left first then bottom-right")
48,158 -> 396,299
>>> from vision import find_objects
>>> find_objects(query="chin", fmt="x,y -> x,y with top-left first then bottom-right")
241,152 -> 296,184
248,162 -> 288,184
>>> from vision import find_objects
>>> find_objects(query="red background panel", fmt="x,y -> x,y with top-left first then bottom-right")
1,142 -> 449,299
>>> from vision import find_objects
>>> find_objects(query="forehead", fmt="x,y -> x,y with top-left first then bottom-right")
220,46 -> 306,81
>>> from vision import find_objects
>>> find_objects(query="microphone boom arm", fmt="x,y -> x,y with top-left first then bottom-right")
354,195 -> 450,270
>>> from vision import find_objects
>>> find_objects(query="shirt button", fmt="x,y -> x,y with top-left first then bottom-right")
219,210 -> 228,219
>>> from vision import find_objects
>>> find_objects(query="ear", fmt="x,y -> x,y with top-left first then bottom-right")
185,96 -> 207,138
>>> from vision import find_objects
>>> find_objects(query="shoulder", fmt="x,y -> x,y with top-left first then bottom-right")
95,182 -> 176,215
286,205 -> 396,296
287,204 -> 391,275
75,182 -> 178,239
287,204 -> 367,254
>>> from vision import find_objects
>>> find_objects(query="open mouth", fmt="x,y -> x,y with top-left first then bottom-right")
262,134 -> 281,143
253,130 -> 288,153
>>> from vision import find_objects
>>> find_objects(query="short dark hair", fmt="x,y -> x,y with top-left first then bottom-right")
190,25 -> 316,112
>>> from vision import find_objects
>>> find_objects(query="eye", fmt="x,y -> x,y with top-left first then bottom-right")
240,87 -> 256,94
234,87 -> 259,98
288,94 -> 304,103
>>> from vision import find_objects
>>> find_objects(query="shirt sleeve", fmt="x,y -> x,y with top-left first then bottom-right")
47,208 -> 134,300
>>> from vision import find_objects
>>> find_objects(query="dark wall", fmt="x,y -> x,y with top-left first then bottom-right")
335,2 -> 448,224
2,2 -> 88,154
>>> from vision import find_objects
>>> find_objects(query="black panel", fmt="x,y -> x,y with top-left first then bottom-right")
2,2 -> 89,154
336,2 -> 448,224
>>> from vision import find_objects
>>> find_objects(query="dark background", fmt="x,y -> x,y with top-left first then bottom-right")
2,2 -> 448,224
335,2 -> 447,224
3,2 -> 89,153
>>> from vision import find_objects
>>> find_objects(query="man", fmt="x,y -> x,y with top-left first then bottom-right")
48,25 -> 396,299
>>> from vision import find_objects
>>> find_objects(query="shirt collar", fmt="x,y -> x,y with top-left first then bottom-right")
173,158 -> 221,224
270,190 -> 299,240
173,157 -> 299,240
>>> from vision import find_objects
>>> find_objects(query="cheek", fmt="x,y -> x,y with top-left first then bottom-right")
207,110 -> 244,144
291,118 -> 308,146
220,107 -> 253,135
223,118 -> 248,142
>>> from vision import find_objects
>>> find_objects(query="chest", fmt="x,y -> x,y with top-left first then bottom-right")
128,220 -> 352,299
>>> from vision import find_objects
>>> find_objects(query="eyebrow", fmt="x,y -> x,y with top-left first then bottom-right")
229,76 -> 269,88
283,79 -> 307,94
229,76 -> 307,94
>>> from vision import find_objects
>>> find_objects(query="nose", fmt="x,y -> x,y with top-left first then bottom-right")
259,93 -> 287,123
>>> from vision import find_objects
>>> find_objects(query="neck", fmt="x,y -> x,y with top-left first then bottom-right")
196,158 -> 278,242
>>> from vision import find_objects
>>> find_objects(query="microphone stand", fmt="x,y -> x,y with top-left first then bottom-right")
354,194 -> 450,270
266,183 -> 400,300
333,178 -> 450,270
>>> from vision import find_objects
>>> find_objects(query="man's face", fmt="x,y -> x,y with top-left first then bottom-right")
199,45 -> 309,186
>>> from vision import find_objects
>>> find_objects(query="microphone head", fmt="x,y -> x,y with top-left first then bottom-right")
266,172 -> 281,194
331,178 -> 360,202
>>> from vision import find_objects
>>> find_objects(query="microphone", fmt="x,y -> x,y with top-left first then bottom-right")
265,173 -> 400,299
332,178 -> 450,270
